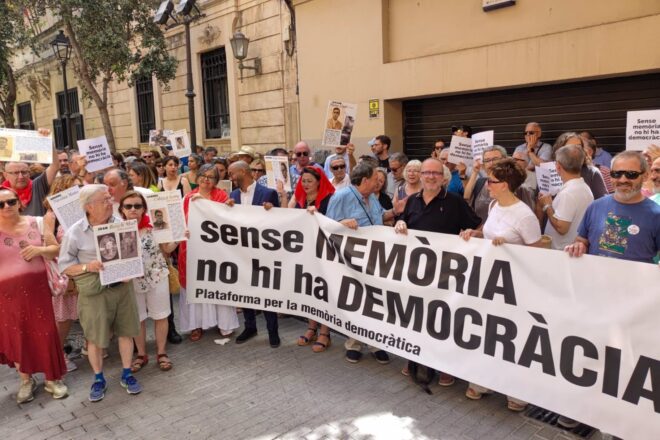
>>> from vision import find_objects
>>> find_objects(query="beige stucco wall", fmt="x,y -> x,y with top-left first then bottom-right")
14,0 -> 299,154
293,0 -> 660,154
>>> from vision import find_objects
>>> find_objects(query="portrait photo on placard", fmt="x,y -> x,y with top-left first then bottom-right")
119,231 -> 138,259
97,233 -> 119,263
150,208 -> 169,231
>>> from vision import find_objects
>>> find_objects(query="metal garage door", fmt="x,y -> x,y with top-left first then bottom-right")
402,73 -> 660,160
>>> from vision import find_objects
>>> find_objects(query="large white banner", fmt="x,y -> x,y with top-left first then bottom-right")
187,202 -> 659,440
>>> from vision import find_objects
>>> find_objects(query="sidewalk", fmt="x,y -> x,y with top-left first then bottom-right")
0,314 -> 596,440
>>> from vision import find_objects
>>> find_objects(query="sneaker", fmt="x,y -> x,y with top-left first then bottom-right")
557,416 -> 579,429
120,375 -> 142,395
89,381 -> 107,402
372,350 -> 391,365
65,357 -> 78,372
44,380 -> 69,399
16,377 -> 37,404
345,350 -> 362,363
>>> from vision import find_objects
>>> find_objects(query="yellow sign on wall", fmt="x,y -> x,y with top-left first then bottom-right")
369,99 -> 380,119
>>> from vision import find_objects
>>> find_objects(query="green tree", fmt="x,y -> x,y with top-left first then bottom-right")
0,1 -> 26,128
43,0 -> 178,151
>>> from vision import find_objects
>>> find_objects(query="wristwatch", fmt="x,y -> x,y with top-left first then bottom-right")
82,264 -> 88,273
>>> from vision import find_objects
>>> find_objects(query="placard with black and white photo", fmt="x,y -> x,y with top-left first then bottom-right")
93,219 -> 143,285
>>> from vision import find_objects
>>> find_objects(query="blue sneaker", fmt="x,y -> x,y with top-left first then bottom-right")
89,381 -> 107,402
120,375 -> 142,395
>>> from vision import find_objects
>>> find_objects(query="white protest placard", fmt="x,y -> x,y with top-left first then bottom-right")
144,191 -> 187,244
264,155 -> 292,192
149,129 -> 173,149
626,109 -> 660,151
93,219 -> 143,285
187,202 -> 659,440
471,130 -> 494,161
322,100 -> 357,147
168,129 -> 191,158
0,128 -> 53,163
77,135 -> 113,172
46,185 -> 85,231
535,161 -> 563,196
447,135 -> 474,167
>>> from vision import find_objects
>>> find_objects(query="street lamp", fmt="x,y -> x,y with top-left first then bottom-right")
50,30 -> 76,149
153,0 -> 203,147
230,31 -> 261,80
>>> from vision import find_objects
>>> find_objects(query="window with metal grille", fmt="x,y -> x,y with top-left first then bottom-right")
135,76 -> 156,143
53,88 -> 84,149
201,48 -> 230,139
17,102 -> 34,130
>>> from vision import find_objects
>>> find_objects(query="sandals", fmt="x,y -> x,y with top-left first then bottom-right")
131,355 -> 148,373
507,400 -> 527,412
189,328 -> 203,342
312,333 -> 331,353
157,354 -> 173,371
297,327 -> 318,346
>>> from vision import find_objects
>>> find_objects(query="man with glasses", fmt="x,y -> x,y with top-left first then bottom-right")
103,169 -> 153,215
59,184 -> 142,402
328,157 -> 350,189
566,151 -> 660,263
386,152 -> 408,199
431,139 -> 445,160
514,122 -> 552,171
141,152 -> 155,167
290,141 -> 316,181
323,142 -> 356,180
2,129 -> 59,216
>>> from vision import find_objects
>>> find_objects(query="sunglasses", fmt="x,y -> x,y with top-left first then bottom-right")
524,131 -> 538,136
250,168 -> 265,173
121,203 -> 144,210
610,170 -> 643,180
0,198 -> 19,209
331,165 -> 346,170
487,178 -> 503,185
295,151 -> 310,157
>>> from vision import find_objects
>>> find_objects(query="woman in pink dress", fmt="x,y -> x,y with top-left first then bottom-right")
0,187 -> 68,403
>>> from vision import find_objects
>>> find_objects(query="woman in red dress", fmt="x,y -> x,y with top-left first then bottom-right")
0,187 -> 68,403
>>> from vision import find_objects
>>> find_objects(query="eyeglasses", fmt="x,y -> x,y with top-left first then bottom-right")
420,171 -> 443,177
199,174 -> 217,181
390,166 -> 402,172
0,198 -> 19,209
331,165 -> 346,170
250,168 -> 265,173
434,146 -> 444,150
5,170 -> 30,176
487,178 -> 504,185
524,131 -> 538,136
295,151 -> 310,157
121,203 -> 144,210
482,158 -> 501,164
610,170 -> 643,180
156,164 -> 164,167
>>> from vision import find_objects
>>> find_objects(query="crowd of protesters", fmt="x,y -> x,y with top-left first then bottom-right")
0,122 -> 658,434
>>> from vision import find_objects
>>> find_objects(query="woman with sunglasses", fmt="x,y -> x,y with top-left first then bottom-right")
118,191 -> 177,372
287,166 -> 336,352
0,187 -> 68,403
154,158 -> 167,179
460,158 -> 543,412
182,154 -> 202,191
179,164 -> 239,342
157,156 -> 191,196
250,158 -> 267,182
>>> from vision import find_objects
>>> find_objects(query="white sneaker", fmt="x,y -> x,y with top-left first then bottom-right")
65,356 -> 78,372
16,377 -> 37,404
44,380 -> 69,399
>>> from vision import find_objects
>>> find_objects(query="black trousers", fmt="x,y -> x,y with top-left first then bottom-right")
242,308 -> 278,334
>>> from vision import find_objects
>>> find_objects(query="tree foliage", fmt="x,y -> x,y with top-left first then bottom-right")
40,0 -> 178,150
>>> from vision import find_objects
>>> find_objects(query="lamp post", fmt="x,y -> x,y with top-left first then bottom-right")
155,0 -> 203,148
50,30 -> 76,150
